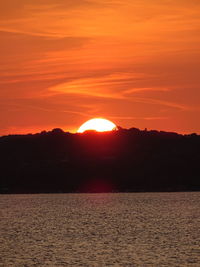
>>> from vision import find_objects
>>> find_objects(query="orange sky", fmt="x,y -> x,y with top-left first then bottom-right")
1,0 -> 200,135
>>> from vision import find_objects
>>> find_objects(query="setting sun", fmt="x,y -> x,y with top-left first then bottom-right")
77,118 -> 116,133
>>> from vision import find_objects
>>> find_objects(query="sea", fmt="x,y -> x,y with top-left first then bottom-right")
0,192 -> 199,266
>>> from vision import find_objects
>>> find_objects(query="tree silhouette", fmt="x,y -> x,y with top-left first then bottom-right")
0,127 -> 199,193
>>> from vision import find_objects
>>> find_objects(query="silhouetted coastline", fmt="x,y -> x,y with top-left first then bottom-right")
0,127 -> 199,193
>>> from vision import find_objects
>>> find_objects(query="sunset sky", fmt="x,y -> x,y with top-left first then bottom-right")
1,0 -> 200,135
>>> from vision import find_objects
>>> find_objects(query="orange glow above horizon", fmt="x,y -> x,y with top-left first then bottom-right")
77,118 -> 116,133
0,0 -> 200,135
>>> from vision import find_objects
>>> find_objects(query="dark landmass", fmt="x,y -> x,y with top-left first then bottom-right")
0,127 -> 199,193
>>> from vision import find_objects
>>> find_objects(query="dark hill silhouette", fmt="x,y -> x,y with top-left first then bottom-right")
0,127 -> 199,193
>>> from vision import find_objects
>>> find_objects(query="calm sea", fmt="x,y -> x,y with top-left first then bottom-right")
0,193 -> 199,266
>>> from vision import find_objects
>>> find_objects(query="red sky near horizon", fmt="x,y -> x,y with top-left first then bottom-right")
1,0 -> 200,135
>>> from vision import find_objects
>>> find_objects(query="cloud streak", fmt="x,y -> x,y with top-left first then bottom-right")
0,0 -> 200,134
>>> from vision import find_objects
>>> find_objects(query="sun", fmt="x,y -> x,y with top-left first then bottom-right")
77,118 -> 116,133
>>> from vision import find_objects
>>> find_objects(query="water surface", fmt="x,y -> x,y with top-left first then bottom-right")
0,192 -> 200,266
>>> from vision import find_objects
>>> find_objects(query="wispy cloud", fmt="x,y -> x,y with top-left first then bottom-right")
107,115 -> 168,121
48,72 -> 147,100
0,0 -> 200,134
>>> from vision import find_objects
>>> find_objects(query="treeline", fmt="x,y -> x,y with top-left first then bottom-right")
0,127 -> 199,193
